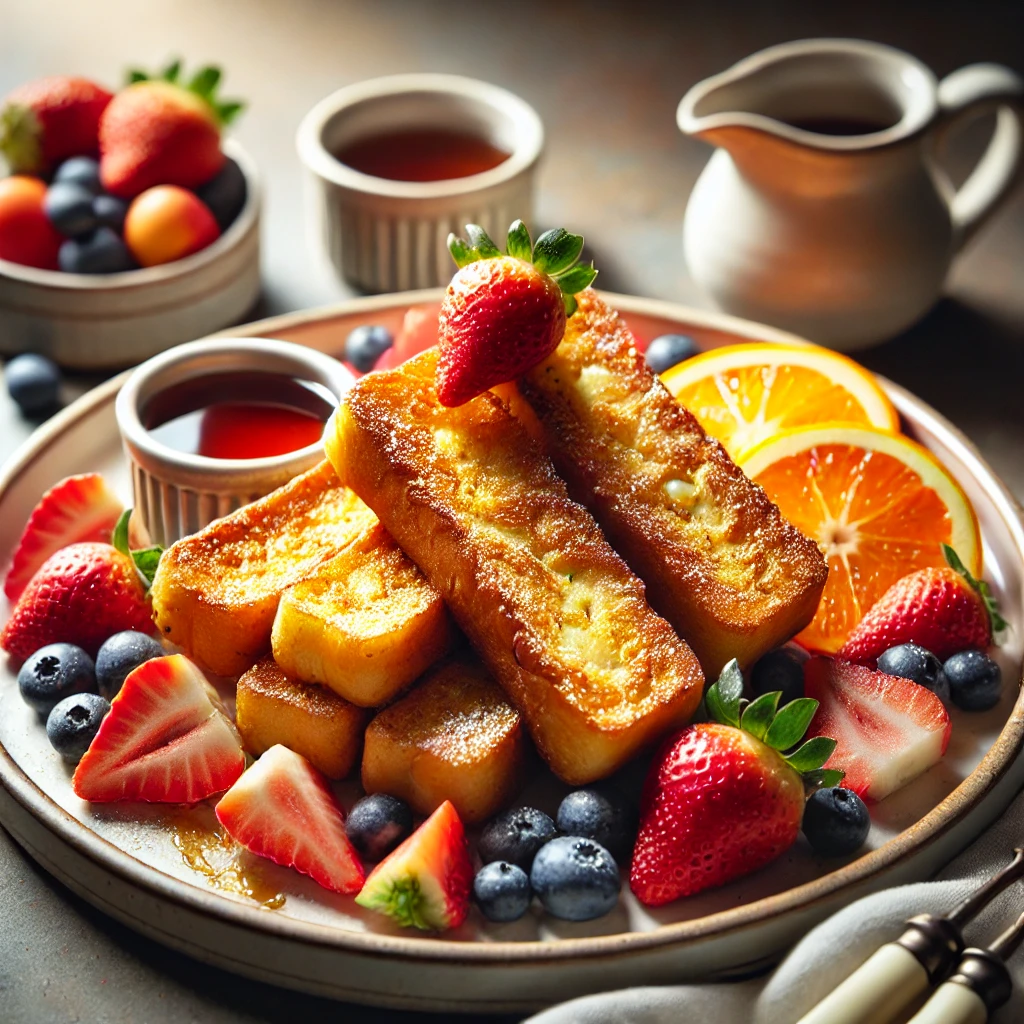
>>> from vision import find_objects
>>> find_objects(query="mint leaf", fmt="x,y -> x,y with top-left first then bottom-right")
740,691 -> 779,741
785,736 -> 837,773
465,224 -> 501,259
554,262 -> 598,295
764,697 -> 819,752
112,509 -> 163,590
506,219 -> 533,261
533,228 -> 584,276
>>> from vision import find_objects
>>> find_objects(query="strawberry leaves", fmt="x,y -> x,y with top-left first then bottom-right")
447,219 -> 598,317
705,659 -> 844,789
113,509 -> 163,590
125,60 -> 245,126
943,543 -> 1008,635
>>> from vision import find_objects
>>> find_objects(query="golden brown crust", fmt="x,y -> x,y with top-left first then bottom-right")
271,521 -> 456,707
518,290 -> 828,674
327,350 -> 704,785
151,462 -> 376,676
361,656 -> 527,822
236,656 -> 368,779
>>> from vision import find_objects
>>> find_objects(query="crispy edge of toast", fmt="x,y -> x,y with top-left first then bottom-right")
519,290 -> 827,673
271,520 -> 456,707
327,350 -> 704,785
361,655 -> 527,822
150,461 -> 375,677
236,656 -> 368,779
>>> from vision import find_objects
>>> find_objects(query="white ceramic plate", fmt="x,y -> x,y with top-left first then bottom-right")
0,292 -> 1021,1014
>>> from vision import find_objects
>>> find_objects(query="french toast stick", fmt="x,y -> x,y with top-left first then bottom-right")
518,290 -> 828,675
151,461 -> 376,676
362,655 -> 527,823
327,350 -> 705,785
272,521 -> 456,707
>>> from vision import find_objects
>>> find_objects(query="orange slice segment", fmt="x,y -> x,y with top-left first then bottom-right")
739,424 -> 981,654
661,343 -> 899,460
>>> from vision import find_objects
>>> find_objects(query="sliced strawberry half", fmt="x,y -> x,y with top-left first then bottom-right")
355,799 -> 471,930
215,744 -> 365,895
73,654 -> 244,803
5,473 -> 123,601
804,657 -> 951,802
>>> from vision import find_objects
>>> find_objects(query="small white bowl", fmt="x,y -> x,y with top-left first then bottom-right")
0,139 -> 261,371
296,74 -> 544,293
115,337 -> 354,547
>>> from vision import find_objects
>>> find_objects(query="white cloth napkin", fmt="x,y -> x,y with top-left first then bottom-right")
527,785 -> 1024,1024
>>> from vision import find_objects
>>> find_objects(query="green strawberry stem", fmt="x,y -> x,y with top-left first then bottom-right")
113,510 -> 164,590
447,220 -> 598,317
354,875 -> 433,930
942,543 -> 1008,635
125,60 -> 245,126
705,659 -> 844,791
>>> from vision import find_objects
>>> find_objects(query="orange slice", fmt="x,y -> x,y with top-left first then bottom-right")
661,343 -> 899,460
739,424 -> 981,654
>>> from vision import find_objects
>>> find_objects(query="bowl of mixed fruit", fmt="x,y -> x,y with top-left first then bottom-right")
0,61 -> 260,369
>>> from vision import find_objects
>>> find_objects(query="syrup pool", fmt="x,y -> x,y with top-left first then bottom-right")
144,371 -> 334,461
334,128 -> 510,182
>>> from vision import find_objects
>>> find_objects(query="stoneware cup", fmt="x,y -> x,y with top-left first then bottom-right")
115,337 -> 354,547
296,73 -> 544,293
0,139 -> 262,370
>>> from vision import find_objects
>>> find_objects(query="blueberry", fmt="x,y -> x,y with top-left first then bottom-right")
644,334 -> 700,374
195,157 -> 247,231
92,194 -> 129,232
95,631 -> 165,700
473,861 -> 532,923
479,807 -> 558,870
46,692 -> 110,763
17,644 -> 96,716
344,325 -> 394,373
944,650 -> 1002,711
751,646 -> 807,706
5,353 -> 61,415
555,786 -> 636,862
802,786 -> 870,857
530,836 -> 621,921
45,181 -> 99,238
59,227 -> 136,274
877,643 -> 949,703
53,157 -> 102,193
345,793 -> 414,861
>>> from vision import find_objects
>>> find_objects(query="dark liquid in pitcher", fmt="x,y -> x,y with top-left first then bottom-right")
334,128 -> 511,182
786,116 -> 894,136
144,372 -> 334,460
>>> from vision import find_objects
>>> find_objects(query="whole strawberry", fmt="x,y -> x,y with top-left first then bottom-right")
99,61 -> 243,198
436,220 -> 597,407
0,76 -> 113,174
630,660 -> 843,906
0,541 -> 152,662
838,545 -> 1005,665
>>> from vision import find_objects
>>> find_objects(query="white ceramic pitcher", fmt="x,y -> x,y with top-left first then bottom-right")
678,39 -> 1024,350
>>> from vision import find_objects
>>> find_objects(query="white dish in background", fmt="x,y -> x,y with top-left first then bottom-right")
0,292 -> 1020,1014
0,139 -> 261,371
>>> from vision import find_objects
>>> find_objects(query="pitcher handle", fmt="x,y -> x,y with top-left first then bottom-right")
935,63 -> 1024,250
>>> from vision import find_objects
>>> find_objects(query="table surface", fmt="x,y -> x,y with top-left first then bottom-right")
1,1 -> 1023,1020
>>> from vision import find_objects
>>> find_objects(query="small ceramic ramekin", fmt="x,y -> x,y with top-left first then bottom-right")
296,74 -> 544,293
115,337 -> 354,547
0,140 -> 261,371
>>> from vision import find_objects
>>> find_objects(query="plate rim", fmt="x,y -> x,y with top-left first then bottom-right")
2,290 -> 1022,967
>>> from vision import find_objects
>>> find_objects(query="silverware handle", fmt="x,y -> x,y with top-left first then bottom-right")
795,943 -> 930,1024
904,981 -> 988,1024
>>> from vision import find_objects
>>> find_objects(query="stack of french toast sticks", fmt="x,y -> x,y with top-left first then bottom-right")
151,290 -> 826,822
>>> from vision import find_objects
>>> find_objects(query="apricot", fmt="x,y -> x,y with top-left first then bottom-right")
124,185 -> 219,267
0,175 -> 62,269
